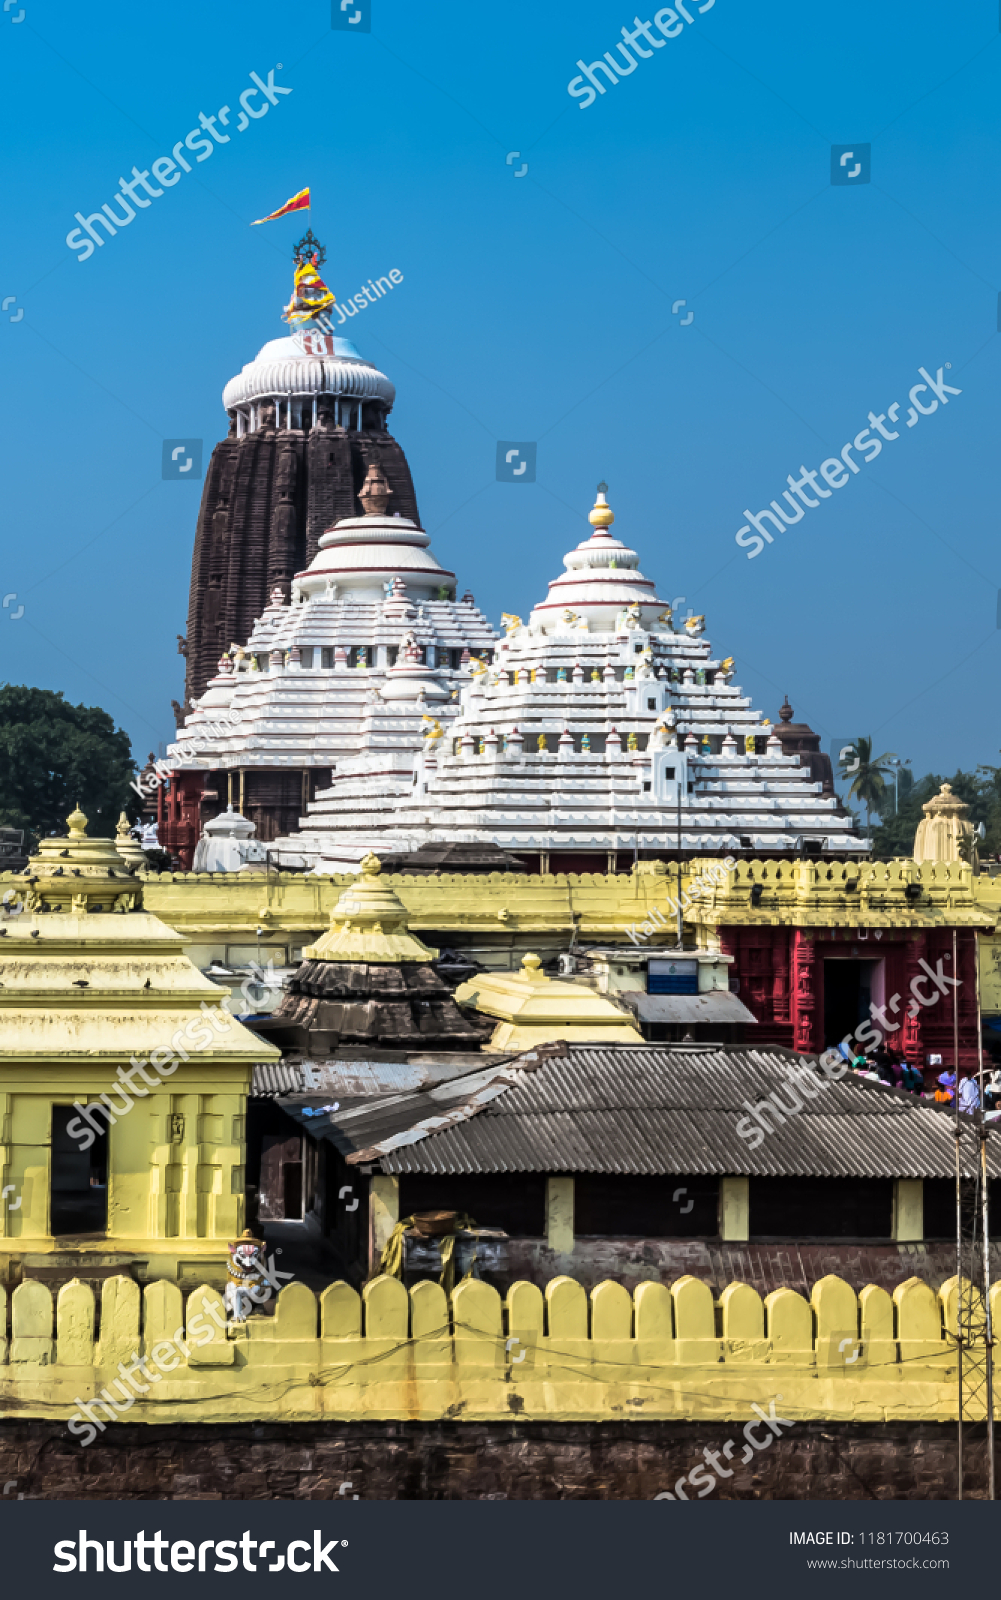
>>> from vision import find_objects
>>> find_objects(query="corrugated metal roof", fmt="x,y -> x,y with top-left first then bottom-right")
372,1045 -> 1000,1181
252,1061 -> 304,1097
621,991 -> 757,1024
277,1063 -> 523,1163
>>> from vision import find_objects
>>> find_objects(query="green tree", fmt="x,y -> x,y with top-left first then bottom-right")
0,685 -> 137,844
839,737 -> 898,840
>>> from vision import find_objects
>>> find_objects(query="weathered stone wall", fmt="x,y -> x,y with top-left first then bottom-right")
0,1419 -> 977,1500
483,1238 -> 996,1298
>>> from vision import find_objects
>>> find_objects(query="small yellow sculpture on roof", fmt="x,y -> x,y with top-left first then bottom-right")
500,613 -> 522,636
421,716 -> 444,744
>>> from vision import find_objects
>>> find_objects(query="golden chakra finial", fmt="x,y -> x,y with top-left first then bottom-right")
588,480 -> 614,530
66,804 -> 88,837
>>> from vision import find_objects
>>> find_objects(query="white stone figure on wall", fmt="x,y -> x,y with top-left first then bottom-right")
635,648 -> 656,682
650,708 -> 677,750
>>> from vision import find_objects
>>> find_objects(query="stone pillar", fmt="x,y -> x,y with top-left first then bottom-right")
369,1175 -> 399,1273
893,1179 -> 923,1242
791,929 -> 817,1053
772,928 -> 790,1026
545,1176 -> 574,1254
719,1176 -> 749,1241
900,932 -> 927,1062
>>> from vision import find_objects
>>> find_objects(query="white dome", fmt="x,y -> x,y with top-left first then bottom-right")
296,513 -> 455,601
531,500 -> 664,630
222,335 -> 395,412
202,805 -> 256,839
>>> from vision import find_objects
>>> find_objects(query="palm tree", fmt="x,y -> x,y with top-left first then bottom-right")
839,737 -> 898,840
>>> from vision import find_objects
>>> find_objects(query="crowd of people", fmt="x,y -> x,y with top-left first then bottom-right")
836,1039 -> 1001,1116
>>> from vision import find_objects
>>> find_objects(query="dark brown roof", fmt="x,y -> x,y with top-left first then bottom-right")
376,841 -> 521,874
252,959 -> 492,1053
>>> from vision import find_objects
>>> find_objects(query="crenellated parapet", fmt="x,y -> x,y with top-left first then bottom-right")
687,855 -> 991,930
1,1270 -> 989,1428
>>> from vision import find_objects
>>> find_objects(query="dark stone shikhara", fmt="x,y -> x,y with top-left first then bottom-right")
255,959 -> 492,1053
184,401 -> 419,705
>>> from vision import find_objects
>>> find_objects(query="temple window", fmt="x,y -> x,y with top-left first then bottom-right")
321,647 -> 335,669
300,646 -> 314,669
50,1105 -> 108,1236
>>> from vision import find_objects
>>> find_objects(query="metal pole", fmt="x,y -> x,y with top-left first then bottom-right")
973,929 -> 995,1499
954,925 -> 963,1499
676,787 -> 683,950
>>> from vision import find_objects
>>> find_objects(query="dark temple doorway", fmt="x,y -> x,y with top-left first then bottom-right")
50,1104 -> 108,1236
823,958 -> 879,1049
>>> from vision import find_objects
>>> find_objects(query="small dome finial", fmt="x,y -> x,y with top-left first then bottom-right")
66,804 -> 88,837
779,696 -> 793,723
588,483 -> 614,531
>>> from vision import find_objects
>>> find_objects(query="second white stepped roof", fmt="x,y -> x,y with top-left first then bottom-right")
272,488 -> 863,869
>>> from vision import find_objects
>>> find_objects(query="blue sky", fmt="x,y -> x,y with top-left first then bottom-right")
1,0 -> 999,787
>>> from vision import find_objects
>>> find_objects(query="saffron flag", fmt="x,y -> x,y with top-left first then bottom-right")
252,187 -> 310,226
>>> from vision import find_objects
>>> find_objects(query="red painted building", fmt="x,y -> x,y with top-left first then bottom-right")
692,858 -> 993,1076
719,923 -> 981,1071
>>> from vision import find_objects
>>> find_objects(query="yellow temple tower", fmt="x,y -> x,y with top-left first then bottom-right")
0,807 -> 279,1289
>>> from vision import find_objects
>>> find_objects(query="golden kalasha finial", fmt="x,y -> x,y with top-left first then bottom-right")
66,804 -> 88,837
588,481 -> 614,530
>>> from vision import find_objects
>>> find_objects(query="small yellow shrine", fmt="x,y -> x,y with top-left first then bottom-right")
0,808 -> 279,1288
301,851 -> 438,963
454,952 -> 643,1049
912,782 -> 979,868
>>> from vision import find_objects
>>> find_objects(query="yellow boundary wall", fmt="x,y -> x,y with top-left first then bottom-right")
0,1271 -> 992,1426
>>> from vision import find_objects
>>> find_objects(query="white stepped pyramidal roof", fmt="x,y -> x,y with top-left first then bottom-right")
274,486 -> 863,871
167,464 -> 497,779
